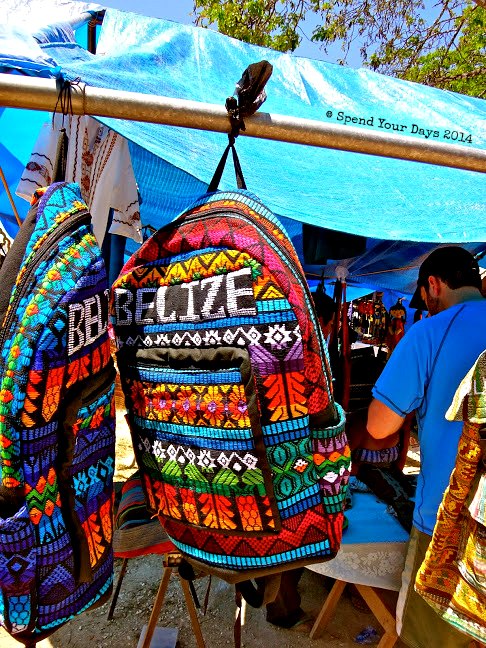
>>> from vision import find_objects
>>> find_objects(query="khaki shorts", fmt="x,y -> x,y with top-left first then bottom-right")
396,527 -> 472,648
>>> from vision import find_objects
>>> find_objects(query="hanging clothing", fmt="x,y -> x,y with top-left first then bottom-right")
16,114 -> 143,246
385,317 -> 405,354
0,221 -> 13,271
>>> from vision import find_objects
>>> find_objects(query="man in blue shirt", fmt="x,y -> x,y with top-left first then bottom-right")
367,246 -> 486,648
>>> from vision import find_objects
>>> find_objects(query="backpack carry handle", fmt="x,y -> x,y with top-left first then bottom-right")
207,134 -> 247,193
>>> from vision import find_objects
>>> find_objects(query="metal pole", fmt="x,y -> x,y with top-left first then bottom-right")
0,73 -> 485,174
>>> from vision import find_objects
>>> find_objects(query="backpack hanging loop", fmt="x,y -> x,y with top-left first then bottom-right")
52,75 -> 84,182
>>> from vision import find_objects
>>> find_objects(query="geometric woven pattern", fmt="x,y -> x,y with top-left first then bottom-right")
0,183 -> 116,642
113,190 -> 350,575
415,421 -> 485,643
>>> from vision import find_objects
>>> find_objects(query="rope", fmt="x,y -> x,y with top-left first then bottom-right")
52,76 -> 84,127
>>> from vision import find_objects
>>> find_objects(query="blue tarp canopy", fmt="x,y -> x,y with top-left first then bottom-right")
1,5 -> 485,295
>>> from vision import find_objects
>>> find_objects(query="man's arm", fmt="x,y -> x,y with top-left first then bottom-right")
367,398 -> 405,439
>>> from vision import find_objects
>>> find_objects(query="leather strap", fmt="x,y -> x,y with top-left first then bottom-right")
207,135 -> 247,193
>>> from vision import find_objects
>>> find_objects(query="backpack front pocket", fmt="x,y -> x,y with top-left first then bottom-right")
119,347 -> 281,535
63,366 -> 116,581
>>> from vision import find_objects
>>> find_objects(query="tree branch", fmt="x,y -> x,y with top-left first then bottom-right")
434,66 -> 486,83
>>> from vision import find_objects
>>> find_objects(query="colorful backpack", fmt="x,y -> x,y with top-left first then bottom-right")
111,187 -> 350,587
0,183 -> 116,646
415,349 -> 486,644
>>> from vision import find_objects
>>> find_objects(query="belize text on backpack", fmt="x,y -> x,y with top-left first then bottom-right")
112,186 -> 350,584
0,183 -> 116,645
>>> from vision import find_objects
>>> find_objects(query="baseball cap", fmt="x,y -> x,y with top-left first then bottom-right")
410,246 -> 481,310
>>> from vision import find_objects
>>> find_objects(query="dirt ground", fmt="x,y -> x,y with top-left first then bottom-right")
0,408 -> 408,648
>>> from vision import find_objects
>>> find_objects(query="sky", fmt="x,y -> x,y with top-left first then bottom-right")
95,0 -> 363,67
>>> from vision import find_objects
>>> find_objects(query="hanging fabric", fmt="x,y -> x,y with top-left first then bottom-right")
415,350 -> 486,642
16,113 -> 143,247
0,218 -> 13,271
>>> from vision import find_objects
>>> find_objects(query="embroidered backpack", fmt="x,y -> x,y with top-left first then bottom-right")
111,187 -> 350,587
415,350 -> 486,644
0,182 -> 116,646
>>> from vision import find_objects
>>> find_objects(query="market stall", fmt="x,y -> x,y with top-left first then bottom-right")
1,4 -> 486,647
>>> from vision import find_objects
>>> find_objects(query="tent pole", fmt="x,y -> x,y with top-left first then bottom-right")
0,73 -> 485,175
0,165 -> 22,226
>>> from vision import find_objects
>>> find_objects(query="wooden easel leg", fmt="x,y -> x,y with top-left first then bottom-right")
140,565 -> 173,648
354,584 -> 398,648
179,576 -> 206,648
233,588 -> 242,648
376,633 -> 399,648
309,579 -> 347,639
107,558 -> 129,620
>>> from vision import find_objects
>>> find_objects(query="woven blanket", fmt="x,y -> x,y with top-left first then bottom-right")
114,472 -> 174,558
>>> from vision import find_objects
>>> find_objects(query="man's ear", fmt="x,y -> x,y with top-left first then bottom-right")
427,275 -> 442,297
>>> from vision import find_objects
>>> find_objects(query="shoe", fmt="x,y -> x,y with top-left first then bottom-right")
267,608 -> 310,630
287,615 -> 314,633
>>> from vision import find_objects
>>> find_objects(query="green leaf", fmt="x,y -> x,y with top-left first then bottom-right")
193,0 -> 485,97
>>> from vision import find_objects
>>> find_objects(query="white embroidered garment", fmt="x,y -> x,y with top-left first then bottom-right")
0,220 -> 13,269
307,541 -> 406,590
17,114 -> 143,246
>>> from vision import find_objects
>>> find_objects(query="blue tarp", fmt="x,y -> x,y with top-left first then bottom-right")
1,7 -> 485,294
0,107 -> 47,237
33,9 -> 486,243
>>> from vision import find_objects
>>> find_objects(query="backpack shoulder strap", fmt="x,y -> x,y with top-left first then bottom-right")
0,202 -> 39,328
207,135 -> 247,193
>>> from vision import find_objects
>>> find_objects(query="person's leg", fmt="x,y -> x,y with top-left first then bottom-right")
397,527 -> 471,648
265,568 -> 305,628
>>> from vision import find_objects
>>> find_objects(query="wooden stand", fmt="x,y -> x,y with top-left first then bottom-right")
139,556 -> 206,648
108,551 -> 206,648
310,579 -> 398,648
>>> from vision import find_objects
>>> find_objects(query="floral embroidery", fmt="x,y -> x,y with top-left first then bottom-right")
82,150 -> 94,167
150,386 -> 173,421
90,406 -> 105,429
130,380 -> 147,416
227,386 -> 250,428
202,386 -> 225,426
176,387 -> 198,425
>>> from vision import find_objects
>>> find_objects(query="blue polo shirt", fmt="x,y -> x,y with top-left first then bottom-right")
372,298 -> 486,535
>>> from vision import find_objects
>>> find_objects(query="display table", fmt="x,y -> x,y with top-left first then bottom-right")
307,489 -> 409,647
